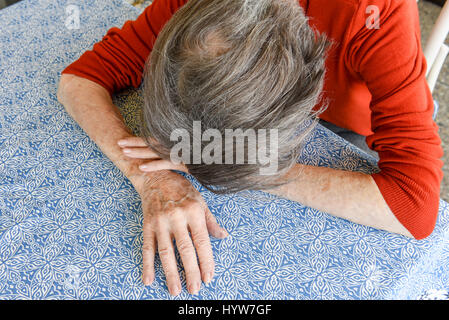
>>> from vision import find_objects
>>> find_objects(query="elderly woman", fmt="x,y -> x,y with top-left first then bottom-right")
57,0 -> 443,296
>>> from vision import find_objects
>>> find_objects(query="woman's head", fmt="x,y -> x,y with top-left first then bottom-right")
141,0 -> 329,193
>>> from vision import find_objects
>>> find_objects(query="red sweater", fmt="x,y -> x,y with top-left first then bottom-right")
62,0 -> 444,239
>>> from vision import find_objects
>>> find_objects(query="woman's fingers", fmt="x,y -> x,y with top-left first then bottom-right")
142,221 -> 157,286
204,207 -> 229,239
156,224 -> 182,296
188,210 -> 216,285
117,136 -> 148,147
122,147 -> 159,159
139,160 -> 189,173
172,216 -> 202,295
118,136 -> 189,173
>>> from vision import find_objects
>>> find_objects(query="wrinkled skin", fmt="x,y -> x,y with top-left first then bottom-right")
119,137 -> 229,296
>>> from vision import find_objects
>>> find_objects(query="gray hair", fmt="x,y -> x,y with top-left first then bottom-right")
140,0 -> 329,193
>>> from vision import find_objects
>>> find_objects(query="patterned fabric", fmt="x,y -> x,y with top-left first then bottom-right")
419,289 -> 449,300
0,0 -> 448,300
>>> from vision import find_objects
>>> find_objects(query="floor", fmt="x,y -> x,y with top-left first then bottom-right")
0,0 -> 19,9
1,0 -> 449,201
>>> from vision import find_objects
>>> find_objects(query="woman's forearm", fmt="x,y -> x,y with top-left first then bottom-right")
268,163 -> 414,238
56,73 -> 151,189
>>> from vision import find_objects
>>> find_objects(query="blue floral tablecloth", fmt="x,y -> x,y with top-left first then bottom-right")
0,0 -> 448,300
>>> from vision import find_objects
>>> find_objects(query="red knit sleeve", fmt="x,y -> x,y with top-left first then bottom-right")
61,0 -> 188,95
347,0 -> 444,239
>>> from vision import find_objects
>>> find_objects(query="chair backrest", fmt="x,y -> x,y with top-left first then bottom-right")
422,0 -> 449,93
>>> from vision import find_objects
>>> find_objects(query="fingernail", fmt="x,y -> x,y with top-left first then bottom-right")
221,229 -> 229,237
171,284 -> 181,296
204,272 -> 213,285
117,140 -> 126,146
123,148 -> 131,153
189,282 -> 201,295
139,165 -> 148,170
142,275 -> 153,286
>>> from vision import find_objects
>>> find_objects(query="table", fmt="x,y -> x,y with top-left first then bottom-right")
0,0 -> 448,300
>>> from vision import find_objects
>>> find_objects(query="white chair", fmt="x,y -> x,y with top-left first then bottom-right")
421,0 -> 449,93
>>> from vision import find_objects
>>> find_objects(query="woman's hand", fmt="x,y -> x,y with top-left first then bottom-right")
119,136 -> 230,295
118,136 -> 189,173
132,169 -> 228,296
